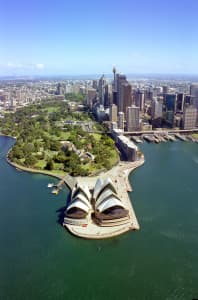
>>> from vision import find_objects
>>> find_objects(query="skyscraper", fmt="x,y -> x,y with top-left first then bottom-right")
190,83 -> 198,109
104,84 -> 112,108
134,89 -> 145,111
116,74 -> 127,112
176,93 -> 184,112
183,105 -> 197,129
126,105 -> 140,131
165,94 -> 176,111
151,97 -> 163,127
98,75 -> 106,105
118,112 -> 125,131
164,94 -> 177,127
110,104 -> 118,123
120,82 -> 132,115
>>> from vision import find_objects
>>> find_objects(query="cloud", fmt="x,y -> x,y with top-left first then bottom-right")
35,63 -> 44,69
5,62 -> 44,70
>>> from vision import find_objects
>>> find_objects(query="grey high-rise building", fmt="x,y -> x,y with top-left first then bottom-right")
98,75 -> 106,105
120,82 -> 132,115
126,105 -> 140,131
151,97 -> 163,127
190,83 -> 198,109
151,97 -> 163,119
92,80 -> 98,90
118,112 -> 125,131
134,90 -> 145,111
104,84 -> 112,108
183,105 -> 197,129
86,88 -> 97,108
176,93 -> 184,112
116,74 -> 127,112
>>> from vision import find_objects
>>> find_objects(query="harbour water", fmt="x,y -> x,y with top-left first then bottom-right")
0,136 -> 198,300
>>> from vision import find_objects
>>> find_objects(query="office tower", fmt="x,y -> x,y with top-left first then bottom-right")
151,97 -> 163,119
176,93 -> 184,112
92,80 -> 98,90
112,67 -> 117,105
163,86 -> 169,94
151,97 -> 163,127
152,87 -> 162,97
126,105 -> 140,131
165,94 -> 176,112
164,93 -> 176,127
120,82 -> 132,115
118,112 -> 125,131
190,83 -> 198,109
183,106 -> 197,129
86,88 -> 97,108
111,122 -> 117,131
109,104 -> 118,123
98,75 -> 106,105
57,83 -> 61,95
104,84 -> 112,108
112,66 -> 117,90
116,74 -> 127,112
134,90 -> 145,111
184,95 -> 193,106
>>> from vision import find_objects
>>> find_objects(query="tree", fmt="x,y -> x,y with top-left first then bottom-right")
24,154 -> 37,167
45,159 -> 54,171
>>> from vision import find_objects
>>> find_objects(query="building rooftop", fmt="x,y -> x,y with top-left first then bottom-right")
118,135 -> 138,150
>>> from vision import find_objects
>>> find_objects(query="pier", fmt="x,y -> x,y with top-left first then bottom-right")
51,174 -> 77,194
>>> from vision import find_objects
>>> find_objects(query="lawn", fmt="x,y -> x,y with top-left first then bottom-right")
42,107 -> 59,113
90,133 -> 102,141
192,133 -> 198,139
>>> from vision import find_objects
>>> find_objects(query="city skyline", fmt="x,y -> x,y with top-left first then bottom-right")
1,0 -> 198,76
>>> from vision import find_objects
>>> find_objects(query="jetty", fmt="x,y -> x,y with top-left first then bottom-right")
51,174 -> 77,194
174,133 -> 187,141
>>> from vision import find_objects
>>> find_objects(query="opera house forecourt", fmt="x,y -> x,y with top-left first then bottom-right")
63,155 -> 145,239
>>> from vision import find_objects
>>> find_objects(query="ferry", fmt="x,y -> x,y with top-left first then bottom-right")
47,183 -> 54,188
51,189 -> 59,195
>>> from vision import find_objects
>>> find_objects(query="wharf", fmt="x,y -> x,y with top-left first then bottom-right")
64,158 -> 145,239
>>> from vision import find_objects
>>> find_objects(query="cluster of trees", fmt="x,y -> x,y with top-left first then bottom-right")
65,93 -> 85,103
0,99 -> 118,175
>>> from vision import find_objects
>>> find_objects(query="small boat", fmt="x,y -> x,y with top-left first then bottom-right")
51,189 -> 59,195
47,183 -> 54,188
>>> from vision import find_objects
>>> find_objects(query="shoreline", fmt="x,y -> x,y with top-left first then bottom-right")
64,157 -> 145,239
2,135 -> 145,239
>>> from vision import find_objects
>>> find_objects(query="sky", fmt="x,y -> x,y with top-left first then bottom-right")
1,0 -> 198,76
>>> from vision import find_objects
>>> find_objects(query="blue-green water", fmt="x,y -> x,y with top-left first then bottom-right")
0,136 -> 198,300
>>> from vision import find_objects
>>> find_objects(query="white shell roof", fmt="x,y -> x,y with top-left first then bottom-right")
93,178 -> 103,200
71,184 -> 91,201
95,188 -> 120,208
93,177 -> 116,200
67,200 -> 90,213
97,197 -> 125,213
73,193 -> 92,209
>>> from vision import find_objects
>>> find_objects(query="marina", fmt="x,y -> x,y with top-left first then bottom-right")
131,133 -> 198,144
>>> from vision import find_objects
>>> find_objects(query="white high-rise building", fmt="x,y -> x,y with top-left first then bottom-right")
118,112 -> 125,131
109,104 -> 118,123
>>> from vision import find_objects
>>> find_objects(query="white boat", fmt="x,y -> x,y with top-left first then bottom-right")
47,183 -> 54,188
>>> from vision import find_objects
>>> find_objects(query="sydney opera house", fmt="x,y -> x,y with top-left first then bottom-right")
64,177 -> 129,227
